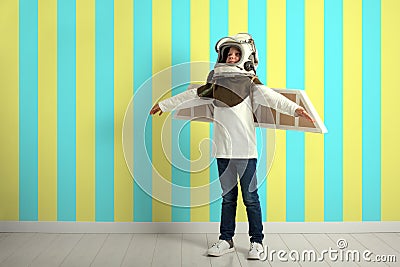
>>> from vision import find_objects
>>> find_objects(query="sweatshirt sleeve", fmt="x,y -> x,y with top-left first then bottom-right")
158,88 -> 206,112
251,84 -> 300,116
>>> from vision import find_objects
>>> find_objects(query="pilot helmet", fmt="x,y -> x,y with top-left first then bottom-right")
214,33 -> 258,75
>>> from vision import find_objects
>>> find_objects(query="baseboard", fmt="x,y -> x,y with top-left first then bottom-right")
0,221 -> 399,233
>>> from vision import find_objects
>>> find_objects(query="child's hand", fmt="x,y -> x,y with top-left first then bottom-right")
150,103 -> 163,116
295,107 -> 315,123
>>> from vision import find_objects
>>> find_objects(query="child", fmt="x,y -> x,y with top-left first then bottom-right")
150,33 -> 313,260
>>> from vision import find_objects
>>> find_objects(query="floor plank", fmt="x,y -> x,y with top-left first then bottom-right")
0,233 -> 9,242
206,233 -> 242,267
30,233 -> 82,267
60,233 -> 108,267
266,234 -> 301,267
151,234 -> 182,267
279,233 -> 330,266
0,233 -> 57,267
374,233 -> 400,253
234,233 -> 272,267
181,233 -> 211,267
0,232 -> 36,264
328,233 -> 387,266
303,233 -> 359,267
90,233 -> 132,267
121,234 -> 157,267
351,233 -> 398,266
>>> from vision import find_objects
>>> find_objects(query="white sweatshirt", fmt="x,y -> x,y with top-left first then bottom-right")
158,84 -> 300,158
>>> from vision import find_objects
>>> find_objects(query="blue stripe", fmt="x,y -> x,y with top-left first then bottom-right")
19,0 -> 38,221
362,0 -> 381,221
57,0 -> 76,221
171,0 -> 190,221
249,0 -> 267,222
209,0 -> 228,222
286,0 -> 305,222
95,0 -> 114,222
133,0 -> 152,221
324,0 -> 343,221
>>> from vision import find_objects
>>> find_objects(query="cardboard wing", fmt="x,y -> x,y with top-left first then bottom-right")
173,85 -> 327,134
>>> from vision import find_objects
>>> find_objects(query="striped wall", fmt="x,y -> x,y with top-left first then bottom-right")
0,0 -> 399,223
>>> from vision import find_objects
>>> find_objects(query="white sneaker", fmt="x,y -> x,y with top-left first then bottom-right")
207,239 -> 235,256
247,242 -> 264,260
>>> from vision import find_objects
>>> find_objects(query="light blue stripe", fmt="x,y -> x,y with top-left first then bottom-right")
249,0 -> 267,222
133,0 -> 152,221
57,0 -> 76,221
171,0 -> 190,222
19,0 -> 38,221
286,0 -> 305,222
324,0 -> 343,221
95,0 -> 114,222
209,0 -> 228,222
362,0 -> 381,221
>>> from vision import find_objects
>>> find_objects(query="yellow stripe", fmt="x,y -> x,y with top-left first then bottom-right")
381,0 -> 400,221
228,0 -> 248,35
304,0 -> 324,222
76,0 -> 95,221
38,0 -> 57,221
0,0 -> 19,220
266,0 -> 286,222
190,0 -> 210,222
152,0 -> 172,222
266,130 -> 276,179
114,0 -> 134,222
342,0 -> 362,221
228,0 -> 248,222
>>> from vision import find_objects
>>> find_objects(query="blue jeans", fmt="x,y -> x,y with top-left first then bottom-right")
217,158 -> 264,244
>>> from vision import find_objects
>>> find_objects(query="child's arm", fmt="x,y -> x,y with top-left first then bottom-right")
150,88 -> 198,116
252,84 -> 314,122
150,87 -> 214,116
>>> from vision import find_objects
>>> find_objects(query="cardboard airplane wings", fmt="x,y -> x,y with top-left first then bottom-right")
173,85 -> 327,134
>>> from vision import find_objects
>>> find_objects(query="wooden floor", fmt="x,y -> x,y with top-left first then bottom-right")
0,232 -> 399,267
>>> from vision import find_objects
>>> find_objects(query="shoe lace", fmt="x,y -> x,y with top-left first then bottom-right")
250,242 -> 261,251
212,240 -> 224,248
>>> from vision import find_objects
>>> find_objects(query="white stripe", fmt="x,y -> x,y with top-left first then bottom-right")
1,221 -> 398,233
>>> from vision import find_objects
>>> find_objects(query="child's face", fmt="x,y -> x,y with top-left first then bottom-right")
226,47 -> 241,64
